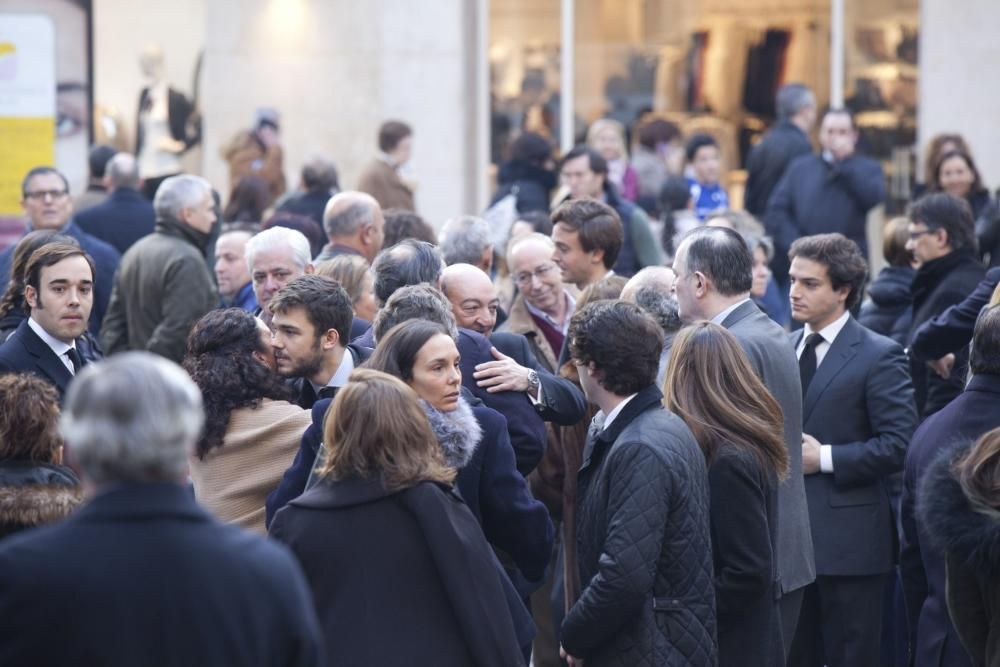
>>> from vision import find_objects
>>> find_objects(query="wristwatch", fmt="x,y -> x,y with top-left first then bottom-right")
526,369 -> 540,394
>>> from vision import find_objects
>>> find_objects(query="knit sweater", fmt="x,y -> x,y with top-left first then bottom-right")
189,399 -> 309,534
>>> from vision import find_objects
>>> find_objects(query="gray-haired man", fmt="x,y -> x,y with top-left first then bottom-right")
100,175 -> 218,362
0,352 -> 325,666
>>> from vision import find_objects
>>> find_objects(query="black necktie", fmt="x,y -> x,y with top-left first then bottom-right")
65,347 -> 83,374
798,333 -> 823,400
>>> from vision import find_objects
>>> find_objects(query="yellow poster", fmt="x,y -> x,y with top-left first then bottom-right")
0,16 -> 56,216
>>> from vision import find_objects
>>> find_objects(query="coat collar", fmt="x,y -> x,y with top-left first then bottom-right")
966,373 -> 1000,396
14,319 -> 74,392
290,476 -> 456,510
503,294 -> 558,372
792,315 -> 863,421
719,298 -> 763,329
75,482 -> 208,523
579,384 -> 663,474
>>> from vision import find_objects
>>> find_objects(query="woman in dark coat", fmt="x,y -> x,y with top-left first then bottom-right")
860,217 -> 915,345
365,319 -> 553,585
662,322 -> 788,667
490,131 -> 557,214
0,374 -> 81,539
920,427 -> 1000,666
269,369 -> 524,667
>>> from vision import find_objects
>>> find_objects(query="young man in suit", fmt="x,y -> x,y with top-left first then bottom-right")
0,352 -> 325,666
0,243 -> 94,400
673,225 -> 814,657
786,233 -> 917,666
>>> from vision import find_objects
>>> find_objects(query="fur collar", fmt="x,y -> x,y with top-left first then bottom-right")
919,442 -> 1000,577
420,398 -> 482,469
0,484 -> 82,529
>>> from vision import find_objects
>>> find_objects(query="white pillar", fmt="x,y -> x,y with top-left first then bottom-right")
830,0 -> 844,107
560,0 -> 574,152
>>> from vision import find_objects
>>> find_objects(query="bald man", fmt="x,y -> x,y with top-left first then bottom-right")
441,263 -> 586,427
315,191 -> 385,263
75,153 -> 156,254
621,266 -> 682,386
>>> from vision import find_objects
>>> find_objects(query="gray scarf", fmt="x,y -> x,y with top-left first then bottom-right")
420,397 -> 482,469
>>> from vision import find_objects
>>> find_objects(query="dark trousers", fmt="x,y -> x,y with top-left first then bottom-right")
780,586 -> 805,660
788,573 -> 887,667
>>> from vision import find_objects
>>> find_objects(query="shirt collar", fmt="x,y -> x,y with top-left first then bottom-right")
524,290 -> 576,332
309,348 -> 356,395
803,310 -> 851,346
27,316 -> 75,357
710,297 -> 752,325
601,393 -> 638,433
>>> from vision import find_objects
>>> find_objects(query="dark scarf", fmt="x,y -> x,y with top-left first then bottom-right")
911,249 -> 977,310
155,216 -> 212,251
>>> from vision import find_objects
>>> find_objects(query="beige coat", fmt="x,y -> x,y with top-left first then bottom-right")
357,158 -> 415,212
189,399 -> 309,535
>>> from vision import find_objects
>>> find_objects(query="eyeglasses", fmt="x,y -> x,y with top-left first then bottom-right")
908,229 -> 935,241
24,189 -> 69,201
514,263 -> 557,286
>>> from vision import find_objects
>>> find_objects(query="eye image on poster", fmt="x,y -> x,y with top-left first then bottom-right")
0,0 -> 91,249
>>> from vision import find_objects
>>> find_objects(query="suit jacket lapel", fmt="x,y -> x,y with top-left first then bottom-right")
20,322 -> 73,392
802,317 -> 862,422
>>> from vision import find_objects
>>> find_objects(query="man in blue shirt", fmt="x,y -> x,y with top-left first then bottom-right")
686,133 -> 729,220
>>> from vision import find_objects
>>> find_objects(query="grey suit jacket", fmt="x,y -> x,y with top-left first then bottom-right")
722,299 -> 815,594
790,315 -> 916,576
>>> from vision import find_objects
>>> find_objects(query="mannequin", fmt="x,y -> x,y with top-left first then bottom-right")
135,44 -> 199,200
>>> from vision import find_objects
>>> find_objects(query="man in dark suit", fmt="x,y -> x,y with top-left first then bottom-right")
900,305 -> 1000,667
744,83 -> 816,218
440,263 -> 586,428
0,243 -> 95,400
673,225 -> 815,656
765,108 -> 884,287
0,352 -> 325,666
784,234 -> 917,666
269,274 -> 372,410
73,153 -> 156,254
0,166 -> 121,335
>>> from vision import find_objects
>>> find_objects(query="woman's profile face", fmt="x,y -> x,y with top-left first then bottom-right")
938,155 -> 975,198
408,334 -> 462,412
253,318 -> 278,372
751,246 -> 771,299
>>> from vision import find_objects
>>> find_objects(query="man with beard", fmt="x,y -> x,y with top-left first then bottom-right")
268,274 -> 372,410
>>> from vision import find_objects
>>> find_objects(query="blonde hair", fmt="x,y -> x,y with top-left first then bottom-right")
316,369 -> 455,490
315,254 -> 371,307
587,119 -> 628,160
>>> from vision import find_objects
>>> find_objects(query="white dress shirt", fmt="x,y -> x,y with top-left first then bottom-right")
309,348 -> 355,396
795,310 -> 851,473
601,393 -> 638,433
27,317 -> 77,375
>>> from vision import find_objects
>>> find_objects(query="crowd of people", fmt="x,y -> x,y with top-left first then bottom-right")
0,81 -> 999,667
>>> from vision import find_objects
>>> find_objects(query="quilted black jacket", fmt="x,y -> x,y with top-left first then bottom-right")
561,385 -> 718,666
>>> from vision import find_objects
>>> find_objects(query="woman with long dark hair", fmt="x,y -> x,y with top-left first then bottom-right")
920,426 -> 1000,666
182,308 -> 307,533
663,321 -> 788,667
269,369 -> 525,666
364,319 -> 552,586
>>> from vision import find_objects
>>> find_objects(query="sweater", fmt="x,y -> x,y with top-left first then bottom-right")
189,399 -> 309,534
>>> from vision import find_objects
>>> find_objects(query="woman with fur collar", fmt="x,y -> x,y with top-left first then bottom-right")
920,427 -> 1000,666
0,374 -> 81,540
365,319 -> 554,585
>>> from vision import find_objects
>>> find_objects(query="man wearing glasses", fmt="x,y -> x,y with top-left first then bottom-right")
501,232 -> 576,374
0,167 -> 120,334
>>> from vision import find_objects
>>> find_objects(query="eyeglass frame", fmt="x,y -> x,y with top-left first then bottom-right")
514,262 -> 558,286
23,189 -> 70,202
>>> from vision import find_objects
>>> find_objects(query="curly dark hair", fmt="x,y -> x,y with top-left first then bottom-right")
568,300 -> 663,396
0,373 -> 61,462
182,308 -> 294,458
